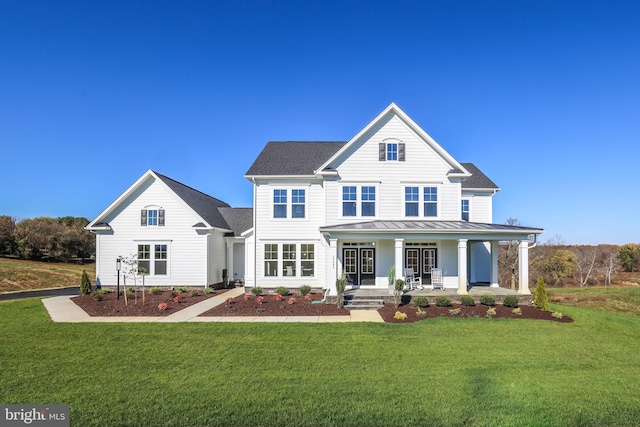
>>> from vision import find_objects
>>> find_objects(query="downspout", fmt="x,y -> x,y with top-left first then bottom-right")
252,177 -> 257,291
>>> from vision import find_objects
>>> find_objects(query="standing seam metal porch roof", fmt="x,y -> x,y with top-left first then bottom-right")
320,220 -> 542,234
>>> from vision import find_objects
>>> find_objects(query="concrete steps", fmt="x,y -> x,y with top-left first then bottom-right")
343,294 -> 384,310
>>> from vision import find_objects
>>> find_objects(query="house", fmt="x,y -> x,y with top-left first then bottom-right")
86,170 -> 252,288
244,103 -> 542,296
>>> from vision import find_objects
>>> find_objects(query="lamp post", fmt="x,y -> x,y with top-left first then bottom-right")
116,257 -> 122,300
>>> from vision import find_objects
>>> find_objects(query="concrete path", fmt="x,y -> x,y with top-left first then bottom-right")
40,288 -> 384,323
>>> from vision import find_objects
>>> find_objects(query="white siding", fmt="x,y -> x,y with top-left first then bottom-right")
470,241 -> 491,283
461,191 -> 494,223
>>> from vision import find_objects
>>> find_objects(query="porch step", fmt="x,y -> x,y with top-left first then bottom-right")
343,296 -> 384,310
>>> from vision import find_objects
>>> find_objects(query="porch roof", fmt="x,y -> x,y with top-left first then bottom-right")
320,220 -> 543,236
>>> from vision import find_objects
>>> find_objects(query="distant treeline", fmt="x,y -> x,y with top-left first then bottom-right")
0,215 -> 95,262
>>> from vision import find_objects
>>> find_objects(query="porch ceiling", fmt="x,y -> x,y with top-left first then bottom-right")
320,220 -> 543,238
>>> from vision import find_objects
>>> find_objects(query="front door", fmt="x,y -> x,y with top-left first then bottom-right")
343,247 -> 376,287
406,248 -> 437,284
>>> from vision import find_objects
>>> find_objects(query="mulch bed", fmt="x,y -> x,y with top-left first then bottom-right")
199,293 -> 350,317
378,302 -> 574,323
72,288 -> 229,317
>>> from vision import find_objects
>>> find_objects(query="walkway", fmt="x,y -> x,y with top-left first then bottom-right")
40,287 -> 384,323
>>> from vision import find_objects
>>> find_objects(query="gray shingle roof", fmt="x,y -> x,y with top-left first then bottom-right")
460,163 -> 499,189
153,171 -> 232,230
218,207 -> 253,236
245,141 -> 346,176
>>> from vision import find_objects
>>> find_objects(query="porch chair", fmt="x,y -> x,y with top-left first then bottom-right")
431,268 -> 445,291
404,268 -> 423,290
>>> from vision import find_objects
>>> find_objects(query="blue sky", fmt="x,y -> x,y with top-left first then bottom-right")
1,0 -> 638,245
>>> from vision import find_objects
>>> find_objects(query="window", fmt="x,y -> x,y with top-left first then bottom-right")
264,244 -> 278,276
283,244 -> 296,276
461,199 -> 470,222
424,187 -> 438,217
141,208 -> 165,226
273,189 -> 287,218
147,210 -> 158,226
361,186 -> 375,217
301,244 -> 314,277
292,189 -> 305,218
342,186 -> 357,216
137,244 -> 167,276
386,143 -> 398,161
137,244 -> 150,274
405,187 -> 419,217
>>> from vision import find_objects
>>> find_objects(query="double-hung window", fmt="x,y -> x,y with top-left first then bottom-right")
342,186 -> 357,216
361,186 -> 376,217
264,244 -> 278,276
461,199 -> 470,221
273,189 -> 287,218
301,244 -> 314,277
405,187 -> 419,217
292,189 -> 305,218
141,208 -> 164,226
137,243 -> 168,276
386,143 -> 398,160
424,187 -> 438,217
283,244 -> 296,276
263,243 -> 315,278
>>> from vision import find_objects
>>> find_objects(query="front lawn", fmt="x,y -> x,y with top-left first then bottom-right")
547,285 -> 640,316
1,298 -> 639,426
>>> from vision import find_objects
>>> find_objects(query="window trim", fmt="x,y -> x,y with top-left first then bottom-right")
272,187 -> 307,220
262,242 -> 316,279
136,242 -> 170,276
402,185 -> 441,219
340,184 -> 378,218
461,199 -> 470,222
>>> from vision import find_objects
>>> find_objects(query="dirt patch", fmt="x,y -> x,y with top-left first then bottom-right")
72,288 -> 229,316
199,293 -> 350,317
378,302 -> 573,323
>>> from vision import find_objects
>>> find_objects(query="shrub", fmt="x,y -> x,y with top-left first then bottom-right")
275,286 -> 290,296
304,293 -> 313,300
299,285 -> 312,296
149,287 -> 163,295
533,276 -> 549,311
97,288 -> 112,294
288,297 -> 296,305
251,286 -> 263,296
203,287 -> 214,294
158,302 -> 168,311
170,290 -> 179,298
479,294 -> 496,306
190,290 -> 200,297
460,295 -> 475,306
486,307 -> 496,317
394,311 -> 407,320
552,311 -> 563,319
275,294 -> 283,301
415,308 -> 427,317
243,294 -> 251,301
449,308 -> 461,316
412,296 -> 429,308
92,292 -> 103,301
512,308 -> 522,316
394,279 -> 405,308
502,295 -> 519,308
173,295 -> 183,303
80,270 -> 92,295
257,296 -> 264,304
175,286 -> 188,293
336,272 -> 347,308
435,296 -> 452,307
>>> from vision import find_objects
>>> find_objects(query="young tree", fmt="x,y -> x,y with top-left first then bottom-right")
80,270 -> 92,295
600,247 -> 620,285
532,276 -> 549,311
499,218 -> 521,289
573,245 -> 598,286
618,243 -> 640,272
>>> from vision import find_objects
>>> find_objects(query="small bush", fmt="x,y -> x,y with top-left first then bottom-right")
533,276 -> 549,311
479,294 -> 496,306
552,311 -> 563,319
460,295 -> 475,306
97,288 -> 112,294
251,286 -> 263,296
80,270 -> 92,295
449,308 -> 461,316
502,295 -> 519,308
415,308 -> 427,317
412,296 -> 429,308
287,297 -> 296,305
149,287 -> 163,296
158,302 -> 168,311
173,295 -> 183,303
175,286 -> 188,293
299,285 -> 312,296
394,311 -> 408,320
512,308 -> 522,316
394,279 -> 405,308
486,307 -> 496,317
275,286 -> 290,296
203,287 -> 214,294
170,290 -> 179,298
92,292 -> 103,301
435,296 -> 452,307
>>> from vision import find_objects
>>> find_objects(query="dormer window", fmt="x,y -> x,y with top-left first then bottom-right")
141,208 -> 165,226
379,140 -> 405,161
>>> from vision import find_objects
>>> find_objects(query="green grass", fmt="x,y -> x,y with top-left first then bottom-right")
0,258 -> 94,292
1,298 -> 640,426
548,285 -> 640,315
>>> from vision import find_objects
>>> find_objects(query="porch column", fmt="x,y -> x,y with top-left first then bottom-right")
226,240 -> 234,286
490,241 -> 499,287
329,238 -> 338,296
457,239 -> 468,295
518,241 -> 531,295
394,238 -> 404,282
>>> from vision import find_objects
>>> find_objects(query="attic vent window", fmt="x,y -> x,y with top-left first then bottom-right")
141,209 -> 165,226
379,142 -> 405,161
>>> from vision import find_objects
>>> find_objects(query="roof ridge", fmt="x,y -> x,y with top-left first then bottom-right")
152,170 -> 230,206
